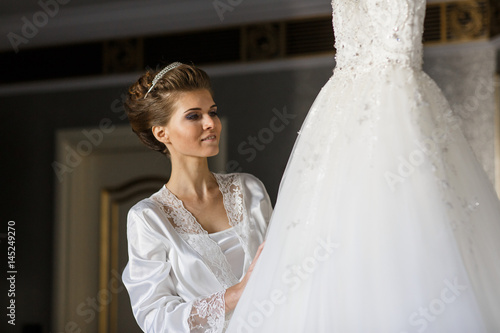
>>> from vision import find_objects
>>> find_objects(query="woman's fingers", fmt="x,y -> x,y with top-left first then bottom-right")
227,241 -> 266,311
253,241 -> 265,260
248,241 -> 266,274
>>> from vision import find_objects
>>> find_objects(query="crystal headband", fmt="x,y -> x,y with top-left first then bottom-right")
144,62 -> 182,98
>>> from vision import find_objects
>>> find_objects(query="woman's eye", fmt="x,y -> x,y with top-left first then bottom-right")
186,113 -> 199,120
209,110 -> 218,117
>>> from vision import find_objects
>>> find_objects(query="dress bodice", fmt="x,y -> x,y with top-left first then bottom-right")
332,0 -> 426,72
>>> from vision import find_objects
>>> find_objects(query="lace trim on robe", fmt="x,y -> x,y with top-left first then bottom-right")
187,290 -> 225,333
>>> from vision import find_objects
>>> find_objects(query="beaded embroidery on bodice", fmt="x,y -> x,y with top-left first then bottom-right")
332,0 -> 426,72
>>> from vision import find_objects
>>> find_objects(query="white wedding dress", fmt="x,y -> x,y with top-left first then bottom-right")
227,0 -> 500,332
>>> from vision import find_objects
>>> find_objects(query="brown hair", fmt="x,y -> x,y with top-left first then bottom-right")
125,63 -> 213,157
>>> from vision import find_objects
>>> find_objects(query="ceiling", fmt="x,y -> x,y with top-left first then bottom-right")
0,0 -> 138,16
0,0 -> 332,52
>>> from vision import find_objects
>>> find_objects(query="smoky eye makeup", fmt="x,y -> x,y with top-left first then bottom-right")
185,113 -> 200,120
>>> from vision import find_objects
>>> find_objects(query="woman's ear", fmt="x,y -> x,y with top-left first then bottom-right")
152,125 -> 170,145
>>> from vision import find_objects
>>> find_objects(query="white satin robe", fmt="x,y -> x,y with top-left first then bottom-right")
122,173 -> 272,333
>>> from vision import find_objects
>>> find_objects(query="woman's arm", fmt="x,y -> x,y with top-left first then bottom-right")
123,207 -> 227,333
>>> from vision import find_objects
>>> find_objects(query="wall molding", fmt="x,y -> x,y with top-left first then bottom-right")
0,55 -> 335,97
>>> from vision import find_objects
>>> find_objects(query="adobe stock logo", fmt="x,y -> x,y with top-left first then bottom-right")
226,106 -> 296,173
400,277 -> 468,333
7,0 -> 71,53
233,236 -> 340,332
213,0 -> 243,21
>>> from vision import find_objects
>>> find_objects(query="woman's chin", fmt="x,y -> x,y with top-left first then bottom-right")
206,149 -> 220,158
195,146 -> 219,158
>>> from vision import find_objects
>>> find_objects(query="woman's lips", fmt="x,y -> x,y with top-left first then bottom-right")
201,135 -> 216,141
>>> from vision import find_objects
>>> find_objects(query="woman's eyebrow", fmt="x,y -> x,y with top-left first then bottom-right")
184,107 -> 201,113
184,104 -> 217,113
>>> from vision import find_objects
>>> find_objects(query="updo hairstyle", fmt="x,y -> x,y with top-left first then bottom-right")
125,63 -> 213,157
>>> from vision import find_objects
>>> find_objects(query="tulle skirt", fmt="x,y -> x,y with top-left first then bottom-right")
227,65 -> 500,333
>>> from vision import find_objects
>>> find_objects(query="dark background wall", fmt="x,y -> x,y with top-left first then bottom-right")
0,62 -> 333,332
1,1 -> 499,332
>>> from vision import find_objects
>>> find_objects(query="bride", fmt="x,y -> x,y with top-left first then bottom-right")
227,0 -> 500,332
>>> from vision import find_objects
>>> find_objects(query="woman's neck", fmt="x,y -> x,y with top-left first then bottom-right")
167,156 -> 217,199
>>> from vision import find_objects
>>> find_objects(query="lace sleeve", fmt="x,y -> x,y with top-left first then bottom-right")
188,290 -> 226,333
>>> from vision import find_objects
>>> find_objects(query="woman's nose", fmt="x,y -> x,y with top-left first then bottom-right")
203,114 -> 214,130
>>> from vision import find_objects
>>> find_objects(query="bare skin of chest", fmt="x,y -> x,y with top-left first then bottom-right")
180,189 -> 230,234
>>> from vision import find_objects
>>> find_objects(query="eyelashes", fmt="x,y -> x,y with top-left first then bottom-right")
185,110 -> 218,120
185,113 -> 199,120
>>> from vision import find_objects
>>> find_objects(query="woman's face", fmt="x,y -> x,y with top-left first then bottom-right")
162,89 -> 221,159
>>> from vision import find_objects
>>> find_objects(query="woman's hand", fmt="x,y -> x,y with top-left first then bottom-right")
224,241 -> 265,312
